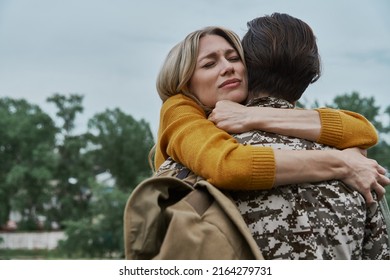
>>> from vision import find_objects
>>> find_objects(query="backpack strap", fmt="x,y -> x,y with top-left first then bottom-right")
176,167 -> 192,180
379,197 -> 390,248
185,187 -> 213,216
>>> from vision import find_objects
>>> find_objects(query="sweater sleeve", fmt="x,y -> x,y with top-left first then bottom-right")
155,94 -> 275,190
315,108 -> 378,149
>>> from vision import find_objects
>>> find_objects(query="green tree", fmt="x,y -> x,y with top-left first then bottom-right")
46,93 -> 94,228
58,181 -> 128,258
47,93 -> 84,133
58,106 -> 154,257
87,108 -> 155,192
0,98 -> 57,229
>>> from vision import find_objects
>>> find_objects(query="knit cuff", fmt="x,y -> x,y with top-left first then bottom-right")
250,147 -> 275,190
315,108 -> 343,147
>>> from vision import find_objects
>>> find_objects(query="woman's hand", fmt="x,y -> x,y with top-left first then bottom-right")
339,147 -> 389,204
208,100 -> 253,133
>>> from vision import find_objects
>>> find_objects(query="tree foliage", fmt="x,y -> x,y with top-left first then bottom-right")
57,182 -> 128,258
45,94 -> 94,228
87,108 -> 154,192
0,98 -> 57,229
47,93 -> 84,133
1,93 -> 154,239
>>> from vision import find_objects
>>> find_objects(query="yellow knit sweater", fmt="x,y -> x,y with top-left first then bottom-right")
155,94 -> 378,190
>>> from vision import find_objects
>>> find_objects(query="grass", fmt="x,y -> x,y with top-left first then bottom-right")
0,249 -> 124,260
0,249 -> 68,260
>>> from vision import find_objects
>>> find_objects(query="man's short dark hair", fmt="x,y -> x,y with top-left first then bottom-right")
242,13 -> 321,103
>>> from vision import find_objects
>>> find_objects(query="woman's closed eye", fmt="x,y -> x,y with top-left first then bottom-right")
202,61 -> 216,68
227,55 -> 240,62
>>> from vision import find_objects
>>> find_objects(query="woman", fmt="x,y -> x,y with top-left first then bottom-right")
155,26 -> 389,202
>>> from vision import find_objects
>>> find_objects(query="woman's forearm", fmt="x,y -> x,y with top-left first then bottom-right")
246,107 -> 321,142
209,101 -> 378,149
273,149 -> 346,186
238,107 -> 378,148
273,148 -> 389,204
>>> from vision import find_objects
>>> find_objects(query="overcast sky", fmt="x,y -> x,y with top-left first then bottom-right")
0,0 -> 389,137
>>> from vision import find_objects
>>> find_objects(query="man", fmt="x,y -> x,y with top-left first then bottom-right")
215,13 -> 389,259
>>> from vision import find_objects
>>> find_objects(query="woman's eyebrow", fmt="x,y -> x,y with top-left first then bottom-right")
198,52 -> 217,63
198,48 -> 236,62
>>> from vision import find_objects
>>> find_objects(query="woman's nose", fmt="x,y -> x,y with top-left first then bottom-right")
221,60 -> 235,75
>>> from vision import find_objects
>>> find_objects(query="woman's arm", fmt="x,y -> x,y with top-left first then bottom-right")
273,148 -> 388,204
155,94 -> 276,190
208,100 -> 378,149
156,94 -> 389,200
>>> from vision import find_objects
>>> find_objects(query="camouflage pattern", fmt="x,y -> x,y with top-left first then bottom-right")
156,96 -> 390,259
157,158 -> 202,187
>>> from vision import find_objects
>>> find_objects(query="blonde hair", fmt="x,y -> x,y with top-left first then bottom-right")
156,26 -> 245,113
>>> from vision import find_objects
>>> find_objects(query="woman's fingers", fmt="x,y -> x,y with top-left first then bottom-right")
378,172 -> 390,186
372,182 -> 385,201
364,191 -> 375,205
377,164 -> 388,176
